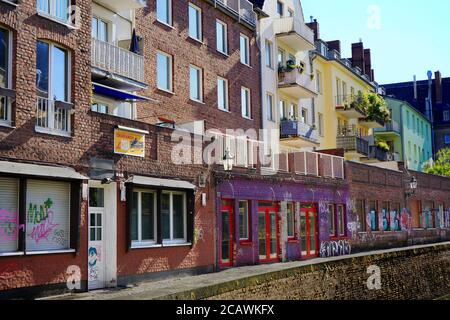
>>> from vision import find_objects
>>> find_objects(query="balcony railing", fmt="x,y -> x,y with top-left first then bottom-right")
278,68 -> 316,99
369,146 -> 401,162
319,154 -> 345,179
91,38 -> 145,84
376,120 -> 401,134
280,120 -> 318,142
36,97 -> 72,134
337,135 -> 369,156
335,95 -> 367,118
215,0 -> 256,26
273,17 -> 315,51
289,151 -> 345,179
359,113 -> 386,128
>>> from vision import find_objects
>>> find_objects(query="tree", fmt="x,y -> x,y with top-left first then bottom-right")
424,148 -> 450,177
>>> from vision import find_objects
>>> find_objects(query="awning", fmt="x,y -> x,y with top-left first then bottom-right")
93,83 -> 150,101
128,175 -> 196,190
0,161 -> 88,180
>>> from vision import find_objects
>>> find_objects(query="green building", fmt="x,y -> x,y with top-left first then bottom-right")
374,97 -> 433,172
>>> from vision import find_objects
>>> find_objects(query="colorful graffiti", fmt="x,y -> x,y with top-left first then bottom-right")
88,246 -> 100,281
0,209 -> 24,241
319,240 -> 351,258
27,198 -> 59,244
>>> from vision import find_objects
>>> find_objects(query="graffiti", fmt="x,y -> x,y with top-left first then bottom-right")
27,199 -> 59,244
400,208 -> 411,232
347,221 -> 360,239
52,229 -> 67,247
319,240 -> 351,258
66,265 -> 81,290
88,246 -> 100,281
381,209 -> 389,231
0,209 -> 24,241
194,226 -> 205,243
358,232 -> 380,243
390,210 -> 401,231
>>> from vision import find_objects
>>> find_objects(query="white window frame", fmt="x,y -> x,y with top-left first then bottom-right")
162,191 -> 187,244
91,16 -> 109,42
156,51 -> 173,93
156,0 -> 172,27
35,41 -> 72,136
216,19 -> 228,55
0,27 -> 12,127
265,40 -> 273,68
266,93 -> 274,121
217,77 -> 229,111
316,70 -> 322,94
318,112 -> 324,136
131,190 -> 158,247
188,3 -> 202,42
241,87 -> 251,119
189,64 -> 203,102
37,0 -> 74,27
240,33 -> 250,66
239,200 -> 250,241
276,1 -> 284,17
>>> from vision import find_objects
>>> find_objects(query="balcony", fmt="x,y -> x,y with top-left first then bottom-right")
278,68 -> 317,99
336,126 -> 369,157
94,0 -> 147,12
335,95 -> 367,119
289,151 -> 345,179
368,146 -> 401,162
91,38 -> 146,90
280,120 -> 319,148
214,0 -> 256,27
359,114 -> 385,129
374,120 -> 401,137
273,17 -> 315,52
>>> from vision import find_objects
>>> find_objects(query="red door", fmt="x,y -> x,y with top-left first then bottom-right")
300,204 -> 318,258
220,200 -> 234,268
258,202 -> 280,263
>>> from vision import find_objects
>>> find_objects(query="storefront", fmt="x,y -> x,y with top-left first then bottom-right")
215,176 -> 349,269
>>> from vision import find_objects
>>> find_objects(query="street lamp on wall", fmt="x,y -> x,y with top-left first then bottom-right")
406,176 -> 418,198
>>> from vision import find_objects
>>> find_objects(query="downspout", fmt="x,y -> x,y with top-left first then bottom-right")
400,103 -> 406,166
309,51 -> 317,127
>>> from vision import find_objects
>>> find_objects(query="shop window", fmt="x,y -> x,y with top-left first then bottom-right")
286,203 -> 295,239
26,180 -> 71,252
239,201 -> 250,241
328,204 -> 336,236
162,191 -> 187,244
131,190 -> 157,246
355,200 -> 366,232
369,200 -> 378,231
0,177 -> 19,254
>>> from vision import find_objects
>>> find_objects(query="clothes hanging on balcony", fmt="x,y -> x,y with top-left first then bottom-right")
129,29 -> 140,55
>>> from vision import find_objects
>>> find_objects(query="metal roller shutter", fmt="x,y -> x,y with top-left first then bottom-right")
26,180 -> 71,252
0,177 -> 19,253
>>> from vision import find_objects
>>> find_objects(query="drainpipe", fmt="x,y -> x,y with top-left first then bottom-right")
309,51 -> 317,127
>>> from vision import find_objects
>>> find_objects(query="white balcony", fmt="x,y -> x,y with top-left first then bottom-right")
91,38 -> 146,89
273,17 -> 315,52
278,68 -> 317,99
215,0 -> 256,26
94,0 -> 146,13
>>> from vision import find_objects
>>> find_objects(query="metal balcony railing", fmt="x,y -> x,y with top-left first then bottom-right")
378,121 -> 401,133
280,120 -> 318,142
336,135 -> 370,156
335,94 -> 366,114
91,38 -> 145,84
215,0 -> 256,26
36,97 -> 71,133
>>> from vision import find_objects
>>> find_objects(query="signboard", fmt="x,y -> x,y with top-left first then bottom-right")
114,128 -> 145,157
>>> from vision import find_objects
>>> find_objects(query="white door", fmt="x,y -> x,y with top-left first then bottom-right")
88,188 -> 105,290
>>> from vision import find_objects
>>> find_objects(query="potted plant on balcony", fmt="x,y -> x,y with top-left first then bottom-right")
365,93 -> 390,123
376,139 -> 390,152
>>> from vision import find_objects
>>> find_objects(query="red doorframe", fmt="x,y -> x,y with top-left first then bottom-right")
300,203 -> 319,258
258,202 -> 281,263
220,199 -> 234,268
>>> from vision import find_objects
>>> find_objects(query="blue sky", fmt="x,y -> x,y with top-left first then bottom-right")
301,0 -> 450,84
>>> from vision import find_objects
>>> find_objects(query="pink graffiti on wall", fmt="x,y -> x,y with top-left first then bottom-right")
29,210 -> 58,243
400,208 -> 411,232
0,209 -> 24,241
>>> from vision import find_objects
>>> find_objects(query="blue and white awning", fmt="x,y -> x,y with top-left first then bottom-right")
92,83 -> 150,102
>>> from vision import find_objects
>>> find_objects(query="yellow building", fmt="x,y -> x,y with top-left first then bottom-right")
312,39 -> 384,161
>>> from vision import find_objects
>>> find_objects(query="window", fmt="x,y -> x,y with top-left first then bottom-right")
265,40 -> 273,68
216,20 -> 227,54
157,0 -> 172,26
162,191 -> 187,243
318,113 -> 324,136
316,70 -> 322,94
381,202 -> 390,231
336,78 -> 342,104
406,111 -> 410,127
156,51 -> 173,92
0,28 -> 12,125
131,190 -> 157,245
391,202 -> 401,231
266,93 -> 274,121
287,203 -> 295,239
276,1 -> 284,17
337,205 -> 345,236
355,200 -> 366,232
279,100 -> 287,120
188,3 -> 202,41
239,201 -> 250,241
369,201 -> 378,231
92,16 -> 108,42
444,111 -> 450,122
189,65 -> 203,102
26,180 -> 71,252
37,0 -> 70,24
89,188 -> 104,208
217,77 -> 228,111
240,34 -> 250,66
301,108 -> 307,124
241,87 -> 251,119
36,41 -> 71,135
91,102 -> 109,115
328,204 -> 335,236
277,48 -> 285,67
289,103 -> 298,120
0,177 -> 19,254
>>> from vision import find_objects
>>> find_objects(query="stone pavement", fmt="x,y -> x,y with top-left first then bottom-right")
41,242 -> 450,300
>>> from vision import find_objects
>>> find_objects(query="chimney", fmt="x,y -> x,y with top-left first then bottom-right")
351,42 -> 365,75
326,40 -> 341,53
413,75 -> 418,100
364,48 -> 372,80
306,19 -> 320,41
435,71 -> 442,104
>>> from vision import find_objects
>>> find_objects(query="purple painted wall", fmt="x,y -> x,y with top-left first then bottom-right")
215,178 -> 349,268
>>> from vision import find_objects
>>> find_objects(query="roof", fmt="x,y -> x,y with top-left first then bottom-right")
0,161 -> 88,180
